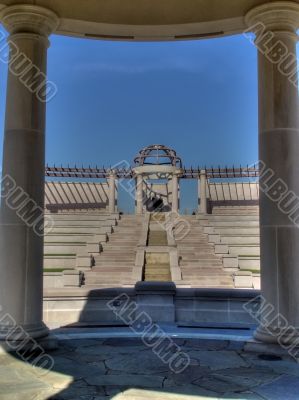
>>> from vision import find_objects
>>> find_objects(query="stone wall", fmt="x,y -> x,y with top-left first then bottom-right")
208,182 -> 259,202
45,181 -> 111,210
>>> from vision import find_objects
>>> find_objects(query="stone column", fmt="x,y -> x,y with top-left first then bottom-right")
136,174 -> 144,215
108,171 -> 116,213
246,2 -> 299,345
172,174 -> 179,213
199,170 -> 207,214
0,5 -> 59,340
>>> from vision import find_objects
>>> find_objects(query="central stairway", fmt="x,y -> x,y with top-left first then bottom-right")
143,214 -> 171,282
82,213 -> 235,289
84,215 -> 143,288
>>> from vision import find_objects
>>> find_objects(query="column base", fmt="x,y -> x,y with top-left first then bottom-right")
0,332 -> 58,354
245,339 -> 299,359
254,325 -> 299,346
0,321 -> 49,340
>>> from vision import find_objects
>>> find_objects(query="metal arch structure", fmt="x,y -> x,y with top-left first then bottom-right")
45,165 -> 260,179
45,145 -> 260,179
133,144 -> 182,168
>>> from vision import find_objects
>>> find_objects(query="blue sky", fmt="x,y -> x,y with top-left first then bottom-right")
0,30 -> 261,211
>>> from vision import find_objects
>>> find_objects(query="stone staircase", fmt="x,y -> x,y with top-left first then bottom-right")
43,212 -> 118,270
144,252 -> 171,281
199,206 -> 260,289
84,215 -> 144,288
143,214 -> 171,282
175,215 -> 234,288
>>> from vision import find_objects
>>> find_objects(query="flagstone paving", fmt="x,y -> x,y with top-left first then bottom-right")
0,337 -> 298,399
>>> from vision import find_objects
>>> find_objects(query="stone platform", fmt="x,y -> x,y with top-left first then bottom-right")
1,332 -> 299,400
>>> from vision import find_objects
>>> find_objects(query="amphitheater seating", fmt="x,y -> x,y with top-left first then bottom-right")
43,212 -> 120,271
198,206 -> 260,289
43,207 -> 260,290
84,215 -> 144,288
175,215 -> 234,288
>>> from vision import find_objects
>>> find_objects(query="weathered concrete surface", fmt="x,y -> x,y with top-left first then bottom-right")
0,337 -> 298,399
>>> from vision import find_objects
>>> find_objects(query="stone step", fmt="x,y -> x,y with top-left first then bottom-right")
181,269 -> 230,275
179,256 -> 222,261
144,275 -> 172,281
102,243 -> 138,248
97,254 -> 135,258
178,248 -> 215,252
205,215 -> 259,221
213,227 -> 260,235
90,267 -> 132,272
180,277 -> 233,284
49,220 -> 116,227
239,256 -> 260,271
215,244 -> 260,256
44,234 -> 108,243
145,268 -> 171,274
207,221 -> 259,227
51,227 -> 113,234
85,280 -> 134,285
220,235 -> 260,245
212,206 -> 259,210
95,260 -> 135,264
95,262 -> 134,267
176,283 -> 234,288
180,253 -> 221,257
180,262 -> 223,268
44,256 -> 75,269
212,211 -> 259,215
96,253 -> 135,258
86,273 -> 132,279
84,283 -> 135,288
48,216 -> 118,222
44,244 -> 85,253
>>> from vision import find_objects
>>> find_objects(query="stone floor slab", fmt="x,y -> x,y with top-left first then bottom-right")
253,375 -> 299,400
0,338 -> 298,399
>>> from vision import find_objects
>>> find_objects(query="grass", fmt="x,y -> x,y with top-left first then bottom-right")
44,254 -> 76,257
44,268 -> 75,273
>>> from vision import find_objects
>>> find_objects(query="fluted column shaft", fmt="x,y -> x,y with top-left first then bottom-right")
246,1 -> 299,345
0,5 -> 58,339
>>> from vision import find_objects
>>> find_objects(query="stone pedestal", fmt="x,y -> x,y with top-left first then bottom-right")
135,281 -> 176,323
108,171 -> 116,213
246,2 -> 299,345
136,174 -> 144,215
199,170 -> 207,214
172,174 -> 179,213
0,5 -> 59,340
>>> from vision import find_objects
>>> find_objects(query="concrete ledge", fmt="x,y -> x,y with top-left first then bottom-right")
132,249 -> 145,281
215,244 -> 229,254
169,248 -> 182,281
135,282 -> 176,323
43,287 -> 261,328
208,233 -> 221,244
137,213 -> 150,247
203,226 -> 215,234
135,281 -> 176,294
63,270 -> 83,287
175,288 -> 260,298
44,270 -> 83,288
222,255 -> 239,270
76,254 -> 92,270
